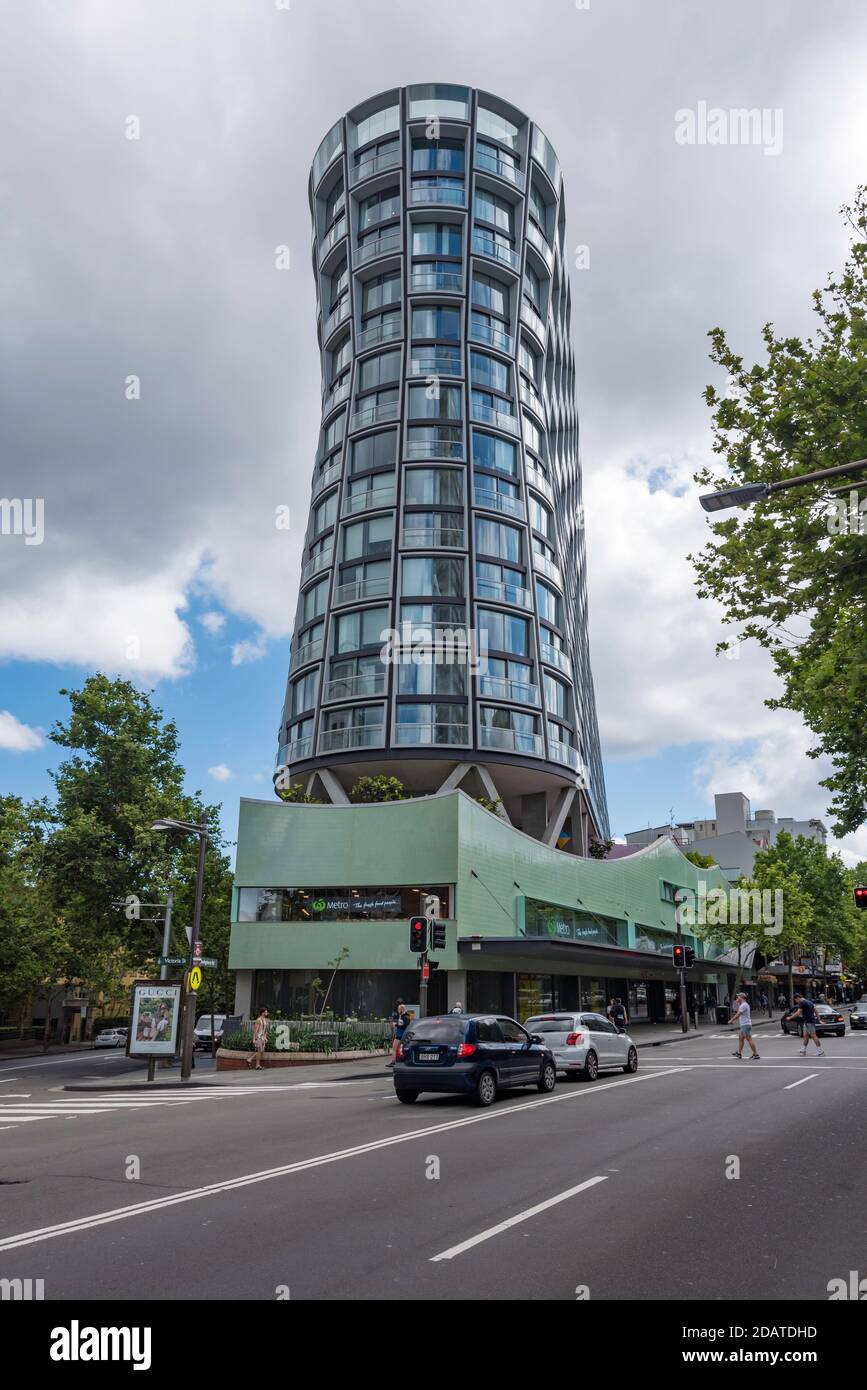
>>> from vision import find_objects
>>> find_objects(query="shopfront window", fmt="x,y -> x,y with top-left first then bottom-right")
237,885 -> 451,922
524,899 -> 621,946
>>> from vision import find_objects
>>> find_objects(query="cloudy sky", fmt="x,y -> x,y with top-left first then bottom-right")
1,0 -> 865,862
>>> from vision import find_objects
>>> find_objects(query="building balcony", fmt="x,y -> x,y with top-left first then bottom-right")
479,725 -> 544,757
350,146 -> 401,186
323,377 -> 351,412
520,300 -> 546,342
357,318 -> 402,351
524,462 -> 553,502
401,525 -> 465,549
319,217 -> 347,258
526,219 -> 554,270
333,574 -> 392,605
354,229 -> 402,265
319,723 -> 386,753
404,438 -> 465,461
474,576 -> 533,609
539,640 -> 572,677
474,150 -> 524,189
290,636 -> 324,670
532,549 -> 562,585
277,735 -> 314,765
408,351 -> 461,377
342,482 -> 397,515
410,182 -> 465,206
468,318 -> 514,355
478,674 -> 540,706
472,231 -> 520,271
301,546 -> 334,583
349,399 -> 400,432
322,298 -> 351,343
312,460 -> 343,497
470,400 -> 520,435
323,671 -> 387,702
520,379 -> 545,418
410,268 -> 463,293
393,722 -> 469,747
548,738 -> 581,771
473,488 -> 525,520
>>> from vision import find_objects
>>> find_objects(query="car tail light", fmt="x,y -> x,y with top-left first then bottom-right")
566,1031 -> 583,1046
396,1042 -> 405,1059
456,1043 -> 476,1057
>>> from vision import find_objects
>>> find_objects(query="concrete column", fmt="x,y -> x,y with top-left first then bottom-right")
233,969 -> 254,1019
520,792 -> 548,840
447,970 -> 468,1012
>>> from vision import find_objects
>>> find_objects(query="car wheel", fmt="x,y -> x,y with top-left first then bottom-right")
537,1061 -> 556,1093
473,1070 -> 497,1107
582,1050 -> 599,1082
622,1046 -> 638,1074
395,1089 -> 419,1104
836,1029 -> 845,1037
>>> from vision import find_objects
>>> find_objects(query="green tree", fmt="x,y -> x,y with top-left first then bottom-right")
684,851 -> 716,868
689,186 -> 867,835
349,775 -> 408,803
0,796 -> 71,1032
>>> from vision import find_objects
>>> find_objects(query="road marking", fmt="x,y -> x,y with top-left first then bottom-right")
0,1069 -> 685,1253
0,1055 -> 118,1073
430,1176 -> 609,1261
784,1073 -> 820,1090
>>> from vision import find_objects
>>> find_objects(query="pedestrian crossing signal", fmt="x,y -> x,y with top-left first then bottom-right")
684,947 -> 696,968
409,918 -> 427,952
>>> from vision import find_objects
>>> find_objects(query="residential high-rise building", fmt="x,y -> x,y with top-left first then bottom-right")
276,83 -> 608,853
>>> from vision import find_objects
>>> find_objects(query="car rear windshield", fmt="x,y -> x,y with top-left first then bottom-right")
403,1019 -> 465,1044
524,1017 -> 575,1033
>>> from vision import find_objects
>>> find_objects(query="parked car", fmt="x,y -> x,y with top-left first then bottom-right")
93,1027 -> 128,1049
523,1012 -> 639,1081
848,1002 -> 867,1031
193,1014 -> 227,1050
780,1004 -> 846,1037
392,1013 -> 556,1107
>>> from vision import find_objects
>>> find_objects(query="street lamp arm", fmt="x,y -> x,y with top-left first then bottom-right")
700,458 -> 867,512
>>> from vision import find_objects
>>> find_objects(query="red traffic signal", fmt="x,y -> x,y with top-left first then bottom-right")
409,917 -> 427,952
855,886 -> 867,911
672,943 -> 686,969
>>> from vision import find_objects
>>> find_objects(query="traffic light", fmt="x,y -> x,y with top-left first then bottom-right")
672,943 -> 686,969
432,922 -> 446,950
684,947 -> 696,968
854,885 -> 867,911
409,917 -> 426,952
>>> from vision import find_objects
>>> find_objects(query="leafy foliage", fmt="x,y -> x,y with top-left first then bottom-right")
349,775 -> 408,803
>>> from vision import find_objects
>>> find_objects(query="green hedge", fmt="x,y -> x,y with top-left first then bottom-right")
223,1025 -> 390,1054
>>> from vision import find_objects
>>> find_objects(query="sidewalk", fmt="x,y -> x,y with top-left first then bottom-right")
629,1015 -> 779,1049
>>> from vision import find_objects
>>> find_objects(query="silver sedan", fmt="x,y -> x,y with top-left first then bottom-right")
522,1012 -> 638,1081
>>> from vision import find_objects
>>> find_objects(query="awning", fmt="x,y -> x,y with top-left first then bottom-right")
458,935 -> 722,978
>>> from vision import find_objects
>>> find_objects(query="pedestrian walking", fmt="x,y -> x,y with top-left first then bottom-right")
449,1001 -> 463,1014
388,1002 -> 409,1065
246,1006 -> 269,1070
730,992 -> 760,1059
790,995 -> 825,1056
606,997 -> 617,1022
610,997 -> 628,1030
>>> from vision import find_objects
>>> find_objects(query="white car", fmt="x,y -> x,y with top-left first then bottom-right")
522,1012 -> 638,1081
93,1028 -> 128,1049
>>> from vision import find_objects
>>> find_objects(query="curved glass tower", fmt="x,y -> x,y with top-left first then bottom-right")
278,83 -> 609,853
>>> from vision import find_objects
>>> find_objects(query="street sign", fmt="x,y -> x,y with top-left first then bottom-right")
189,965 -> 203,992
157,955 -> 187,967
198,957 -> 218,969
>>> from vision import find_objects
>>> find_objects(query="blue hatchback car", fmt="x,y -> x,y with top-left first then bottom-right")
392,1012 -> 556,1107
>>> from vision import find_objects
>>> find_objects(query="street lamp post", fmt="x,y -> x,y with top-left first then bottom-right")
151,814 -> 209,1081
699,457 -> 867,512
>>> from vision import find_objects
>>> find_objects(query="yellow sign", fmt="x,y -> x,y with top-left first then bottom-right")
189,965 -> 203,992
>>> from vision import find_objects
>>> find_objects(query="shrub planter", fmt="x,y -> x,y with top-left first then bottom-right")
217,1047 -> 390,1071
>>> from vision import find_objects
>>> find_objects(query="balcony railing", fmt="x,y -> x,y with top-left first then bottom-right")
468,318 -> 514,355
521,300 -> 546,341
301,547 -> 333,583
323,671 -> 387,701
350,146 -> 401,185
333,574 -> 391,605
290,637 -> 324,670
408,352 -> 461,377
401,526 -> 465,549
342,482 -> 396,514
410,268 -> 463,293
548,738 -> 581,771
319,723 -> 385,753
474,150 -> 524,189
357,318 -> 402,350
354,229 -> 401,265
350,400 -> 400,431
277,735 -> 314,765
473,488 -> 525,520
410,182 -> 465,205
540,640 -> 571,676
320,217 -> 346,257
526,218 -> 554,268
478,674 -> 540,706
472,232 -> 520,271
322,298 -> 351,342
405,437 -> 465,461
323,377 -> 351,411
525,463 -> 553,502
532,550 -> 562,585
475,576 -> 533,609
312,460 -> 343,497
520,379 -> 544,416
471,400 -> 520,435
394,723 -> 469,746
479,725 -> 544,757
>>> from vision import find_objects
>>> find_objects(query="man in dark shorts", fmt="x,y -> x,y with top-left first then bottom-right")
791,995 -> 825,1056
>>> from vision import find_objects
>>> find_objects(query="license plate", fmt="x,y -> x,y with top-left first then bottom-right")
418,1050 -> 439,1062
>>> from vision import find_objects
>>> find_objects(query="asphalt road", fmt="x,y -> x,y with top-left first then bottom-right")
1,1029 -> 865,1301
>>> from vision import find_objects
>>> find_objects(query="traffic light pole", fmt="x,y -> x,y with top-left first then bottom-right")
418,951 -> 428,1021
675,927 -> 689,1033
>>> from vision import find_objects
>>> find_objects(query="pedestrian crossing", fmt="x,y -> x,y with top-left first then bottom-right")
0,1086 -> 302,1132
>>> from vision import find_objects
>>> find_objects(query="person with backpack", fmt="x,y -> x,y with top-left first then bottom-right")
610,997 -> 628,1030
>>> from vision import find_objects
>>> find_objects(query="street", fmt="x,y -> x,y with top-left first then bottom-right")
2,1028 -> 865,1302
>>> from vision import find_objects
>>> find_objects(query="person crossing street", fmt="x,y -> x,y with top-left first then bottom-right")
730,992 -> 760,1059
790,995 -> 825,1056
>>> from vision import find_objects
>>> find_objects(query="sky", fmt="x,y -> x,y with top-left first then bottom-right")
1,0 -> 866,865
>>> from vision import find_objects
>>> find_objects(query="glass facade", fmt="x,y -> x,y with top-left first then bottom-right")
238,884 -> 452,922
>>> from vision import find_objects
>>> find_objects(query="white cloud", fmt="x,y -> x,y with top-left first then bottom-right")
199,610 -> 226,635
231,636 -> 268,667
0,711 -> 44,752
208,764 -> 232,782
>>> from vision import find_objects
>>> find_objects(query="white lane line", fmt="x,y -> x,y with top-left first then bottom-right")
0,1107 -> 114,1116
0,1068 -> 685,1253
0,1056 -> 116,1073
430,1176 -> 609,1262
784,1073 -> 820,1090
